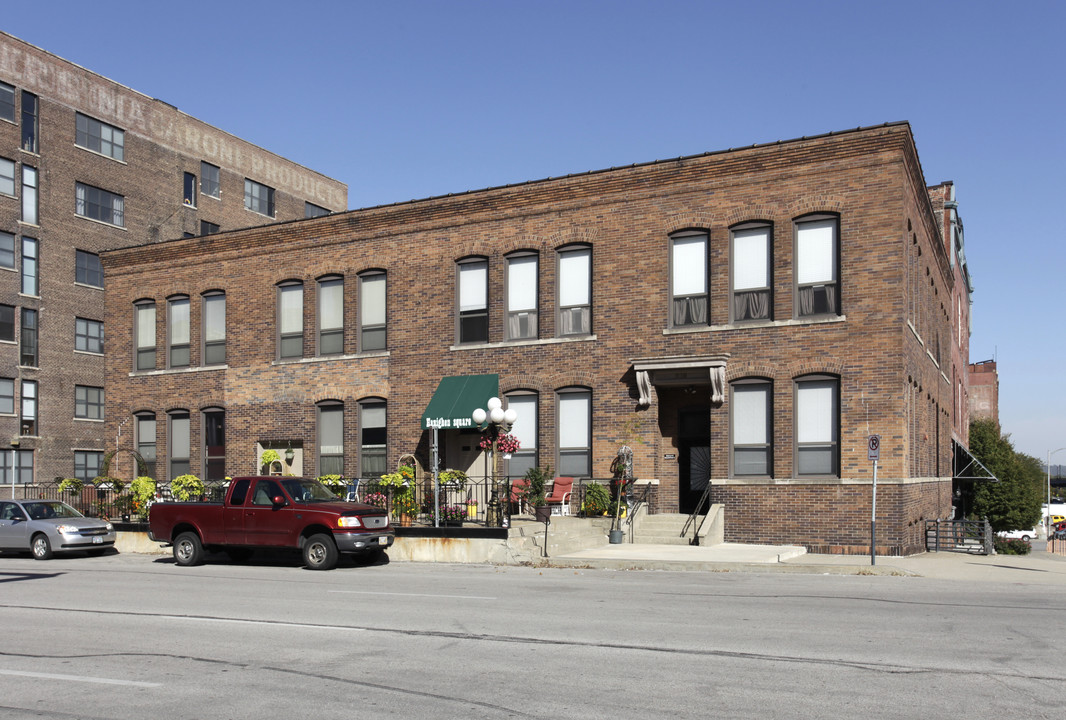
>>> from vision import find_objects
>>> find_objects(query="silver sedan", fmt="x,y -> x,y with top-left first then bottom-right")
0,499 -> 116,560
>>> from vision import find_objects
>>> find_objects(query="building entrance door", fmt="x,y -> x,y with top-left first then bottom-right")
678,408 -> 710,514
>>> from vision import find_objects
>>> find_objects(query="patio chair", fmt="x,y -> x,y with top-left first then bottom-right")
545,477 -> 574,516
509,477 -> 529,514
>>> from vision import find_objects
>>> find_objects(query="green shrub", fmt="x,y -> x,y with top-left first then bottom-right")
993,537 -> 1032,555
582,481 -> 610,516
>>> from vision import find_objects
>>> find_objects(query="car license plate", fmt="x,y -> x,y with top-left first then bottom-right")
93,536 -> 103,544
378,537 -> 388,546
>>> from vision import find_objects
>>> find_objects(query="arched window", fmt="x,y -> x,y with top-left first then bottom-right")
317,401 -> 344,477
202,292 -> 226,365
669,231 -> 709,327
730,222 -> 772,322
359,271 -> 386,351
317,275 -> 344,356
277,281 -> 304,359
167,295 -> 190,368
457,257 -> 488,344
731,379 -> 772,476
505,252 -> 538,340
556,245 -> 591,336
556,388 -> 591,477
794,214 -> 840,318
794,375 -> 839,476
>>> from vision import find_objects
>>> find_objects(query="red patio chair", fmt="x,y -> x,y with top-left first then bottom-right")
545,477 -> 574,516
509,477 -> 529,514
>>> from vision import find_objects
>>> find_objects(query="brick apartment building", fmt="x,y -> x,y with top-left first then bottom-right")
0,32 -> 347,486
102,122 -> 964,555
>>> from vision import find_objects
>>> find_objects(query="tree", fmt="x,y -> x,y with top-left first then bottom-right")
968,418 -> 1043,532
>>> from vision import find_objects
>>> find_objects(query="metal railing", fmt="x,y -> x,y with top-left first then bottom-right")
925,518 -> 993,554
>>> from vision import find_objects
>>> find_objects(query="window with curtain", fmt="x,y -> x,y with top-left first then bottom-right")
732,381 -> 771,476
203,409 -> 226,482
359,271 -> 386,351
169,412 -> 191,479
795,215 -> 839,317
318,276 -> 344,356
557,389 -> 591,477
135,301 -> 156,371
75,182 -> 124,227
201,162 -> 220,198
670,232 -> 708,326
278,283 -> 304,359
795,376 -> 839,476
505,393 -> 538,478
168,296 -> 190,368
318,403 -> 344,477
557,246 -> 591,335
203,293 -> 226,365
731,225 -> 771,322
20,379 -> 37,436
359,400 -> 387,478
506,253 -> 538,340
21,166 -> 37,224
137,413 -> 157,479
21,236 -> 37,295
457,259 -> 488,343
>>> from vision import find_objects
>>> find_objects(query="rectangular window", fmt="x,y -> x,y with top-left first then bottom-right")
76,317 -> 104,354
671,232 -> 708,326
204,409 -> 226,482
137,414 -> 157,479
359,401 -> 387,478
506,254 -> 538,340
0,450 -> 34,484
21,236 -> 37,295
0,304 -> 13,342
505,393 -> 537,479
169,412 -> 191,480
200,220 -> 220,235
557,390 -> 591,477
732,382 -> 771,476
135,302 -> 156,370
0,82 -> 14,122
458,259 -> 488,343
168,297 -> 190,368
731,225 -> 771,321
278,284 -> 304,359
22,165 -> 37,224
203,294 -> 226,365
0,378 -> 13,414
305,202 -> 329,218
796,216 -> 840,317
20,309 -> 37,366
557,247 -> 591,335
21,379 -> 37,435
359,272 -> 386,351
76,182 -> 125,227
74,451 -> 103,482
21,92 -> 38,153
201,162 -> 220,198
0,157 -> 14,195
76,250 -> 104,288
795,377 -> 839,476
0,231 -> 13,268
318,404 -> 344,476
183,172 -> 197,207
75,113 -> 125,161
244,179 -> 275,217
75,385 -> 104,420
318,277 -> 344,356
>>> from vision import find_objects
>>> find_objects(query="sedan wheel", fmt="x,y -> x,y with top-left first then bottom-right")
32,534 -> 53,560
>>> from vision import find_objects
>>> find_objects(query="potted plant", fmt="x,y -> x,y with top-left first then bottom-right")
130,476 -> 156,521
521,466 -> 552,522
440,504 -> 466,526
171,474 -> 204,501
58,477 -> 84,495
581,481 -> 610,516
392,493 -> 418,526
438,468 -> 468,488
260,449 -> 282,475
363,491 -> 388,510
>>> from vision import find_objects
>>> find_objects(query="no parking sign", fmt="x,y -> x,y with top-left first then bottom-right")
868,435 -> 881,461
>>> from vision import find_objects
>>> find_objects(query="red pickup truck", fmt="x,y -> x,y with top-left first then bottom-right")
148,476 -> 394,570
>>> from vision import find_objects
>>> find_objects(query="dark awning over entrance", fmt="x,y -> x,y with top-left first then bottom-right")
421,374 -> 499,430
953,438 -> 999,482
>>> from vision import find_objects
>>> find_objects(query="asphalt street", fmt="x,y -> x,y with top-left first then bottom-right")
1,550 -> 1063,719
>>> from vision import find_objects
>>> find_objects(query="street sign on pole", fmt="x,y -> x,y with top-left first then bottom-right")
869,435 -> 880,565
868,434 -> 881,461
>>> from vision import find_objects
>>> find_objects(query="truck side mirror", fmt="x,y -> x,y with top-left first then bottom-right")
272,495 -> 287,507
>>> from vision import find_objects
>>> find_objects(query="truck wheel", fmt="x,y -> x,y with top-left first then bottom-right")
174,531 -> 205,567
31,533 -> 53,560
303,533 -> 338,571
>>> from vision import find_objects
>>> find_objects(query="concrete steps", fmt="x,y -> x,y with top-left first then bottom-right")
508,516 -> 610,558
631,513 -> 696,545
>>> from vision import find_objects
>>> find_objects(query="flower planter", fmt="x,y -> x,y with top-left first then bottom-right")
534,506 -> 552,523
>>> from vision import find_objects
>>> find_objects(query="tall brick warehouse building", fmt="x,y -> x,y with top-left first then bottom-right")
103,122 -> 969,555
0,32 -> 347,486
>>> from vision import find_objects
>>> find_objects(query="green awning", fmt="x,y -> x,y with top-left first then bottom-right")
421,374 -> 499,430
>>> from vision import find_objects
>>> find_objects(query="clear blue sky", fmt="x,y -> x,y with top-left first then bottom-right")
5,0 -> 1064,461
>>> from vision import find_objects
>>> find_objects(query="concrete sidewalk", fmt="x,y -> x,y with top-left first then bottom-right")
548,541 -> 1066,584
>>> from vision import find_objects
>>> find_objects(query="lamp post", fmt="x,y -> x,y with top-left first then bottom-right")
1048,447 -> 1065,539
472,397 -> 517,528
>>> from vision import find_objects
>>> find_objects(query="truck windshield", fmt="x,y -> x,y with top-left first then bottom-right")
281,479 -> 339,503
